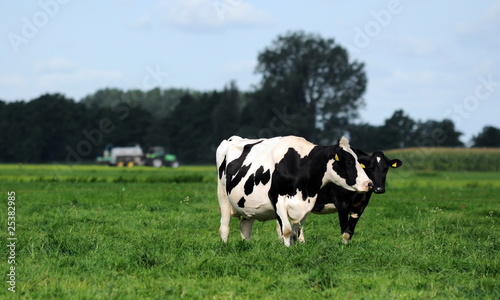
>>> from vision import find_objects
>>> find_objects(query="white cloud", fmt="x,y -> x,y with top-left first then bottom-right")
128,14 -> 152,30
0,75 -> 26,87
368,68 -> 460,112
35,57 -> 79,73
397,34 -> 440,57
160,0 -> 272,30
380,69 -> 440,86
456,2 -> 500,48
33,57 -> 123,88
222,59 -> 255,73
38,68 -> 123,88
376,33 -> 440,58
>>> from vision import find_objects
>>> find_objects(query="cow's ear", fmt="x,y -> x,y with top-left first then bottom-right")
390,159 -> 403,168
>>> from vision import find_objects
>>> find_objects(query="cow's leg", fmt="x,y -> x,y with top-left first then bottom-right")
338,210 -> 352,244
295,214 -> 308,243
345,212 -> 362,239
276,215 -> 305,243
276,221 -> 284,241
275,196 -> 292,247
217,182 -> 231,243
291,222 -> 302,244
286,195 -> 312,244
240,218 -> 255,241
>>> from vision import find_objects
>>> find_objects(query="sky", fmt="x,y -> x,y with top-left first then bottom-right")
1,0 -> 499,144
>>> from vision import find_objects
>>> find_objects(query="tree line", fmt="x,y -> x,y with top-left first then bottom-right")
0,87 -> 498,165
1,31 -> 499,164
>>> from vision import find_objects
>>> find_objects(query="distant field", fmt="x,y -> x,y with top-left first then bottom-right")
387,147 -> 500,171
0,164 -> 217,183
0,164 -> 498,299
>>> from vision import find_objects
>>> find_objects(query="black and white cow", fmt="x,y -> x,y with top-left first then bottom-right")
216,135 -> 372,246
306,149 -> 402,244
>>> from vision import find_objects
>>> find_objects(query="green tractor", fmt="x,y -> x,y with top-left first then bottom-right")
145,146 -> 179,168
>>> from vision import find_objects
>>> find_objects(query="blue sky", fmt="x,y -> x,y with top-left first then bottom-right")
1,0 -> 499,143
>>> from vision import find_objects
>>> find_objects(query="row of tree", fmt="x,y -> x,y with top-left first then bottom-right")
0,88 -> 497,164
1,31 -> 499,164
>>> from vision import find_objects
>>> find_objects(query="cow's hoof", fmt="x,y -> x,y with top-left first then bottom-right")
341,233 -> 351,244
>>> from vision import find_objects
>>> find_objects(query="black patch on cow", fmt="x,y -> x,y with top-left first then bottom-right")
237,197 -> 246,208
332,148 -> 357,186
225,141 -> 262,194
254,166 -> 270,186
227,164 -> 252,194
244,174 -> 255,195
218,156 -> 226,179
268,148 -> 301,204
268,145 -> 338,207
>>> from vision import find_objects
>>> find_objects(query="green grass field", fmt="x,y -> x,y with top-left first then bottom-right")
0,163 -> 499,299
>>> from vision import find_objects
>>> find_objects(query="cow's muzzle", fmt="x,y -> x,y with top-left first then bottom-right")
356,180 -> 373,193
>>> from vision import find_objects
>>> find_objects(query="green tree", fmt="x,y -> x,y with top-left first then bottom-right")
31,94 -> 89,162
0,94 -> 88,163
211,81 -> 242,143
0,101 -> 30,162
81,87 -> 192,120
252,31 -> 367,143
378,109 -> 416,149
166,93 -> 216,164
347,123 -> 383,152
412,119 -> 464,148
472,126 -> 500,147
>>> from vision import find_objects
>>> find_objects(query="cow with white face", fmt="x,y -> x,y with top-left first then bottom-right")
308,149 -> 403,244
216,135 -> 372,247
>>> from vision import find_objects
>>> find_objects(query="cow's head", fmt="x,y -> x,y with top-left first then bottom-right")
328,137 -> 373,193
354,149 -> 402,194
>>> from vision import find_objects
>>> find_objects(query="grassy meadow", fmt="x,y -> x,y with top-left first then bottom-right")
0,153 -> 499,299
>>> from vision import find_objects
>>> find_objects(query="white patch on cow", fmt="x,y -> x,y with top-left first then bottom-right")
286,190 -> 316,222
315,203 -> 337,214
338,136 -> 350,148
337,137 -> 372,193
376,156 -> 381,163
350,213 -> 359,218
